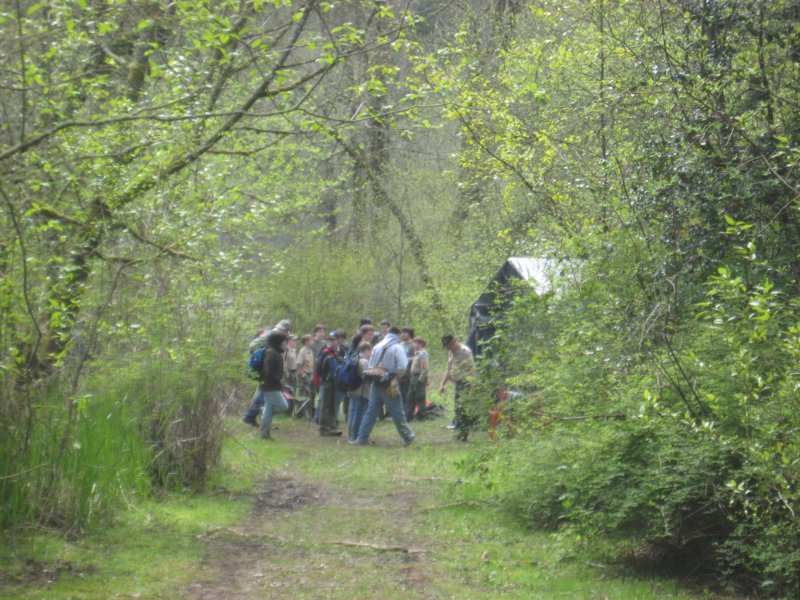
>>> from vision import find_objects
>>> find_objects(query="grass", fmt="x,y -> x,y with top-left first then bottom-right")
0,404 -> 723,599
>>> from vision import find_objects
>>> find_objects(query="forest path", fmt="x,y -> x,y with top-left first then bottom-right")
185,414 -> 703,600
188,415 -> 478,599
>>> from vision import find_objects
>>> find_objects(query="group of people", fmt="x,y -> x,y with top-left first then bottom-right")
242,317 -> 477,445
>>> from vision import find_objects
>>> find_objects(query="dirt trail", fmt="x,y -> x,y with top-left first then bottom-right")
187,418 -> 454,600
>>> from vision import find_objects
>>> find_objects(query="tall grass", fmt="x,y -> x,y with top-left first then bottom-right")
0,378 -> 150,533
0,349 -> 226,533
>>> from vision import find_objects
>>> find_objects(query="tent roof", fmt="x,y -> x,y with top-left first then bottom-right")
502,257 -> 560,295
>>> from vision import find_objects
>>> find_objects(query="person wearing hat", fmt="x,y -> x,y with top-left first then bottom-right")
316,331 -> 343,436
243,320 -> 291,427
259,329 -> 290,439
439,333 -> 476,441
284,334 -> 299,391
240,329 -> 290,438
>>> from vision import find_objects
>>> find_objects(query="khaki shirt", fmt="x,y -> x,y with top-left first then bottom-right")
446,343 -> 475,383
296,346 -> 314,373
284,348 -> 297,372
410,349 -> 429,383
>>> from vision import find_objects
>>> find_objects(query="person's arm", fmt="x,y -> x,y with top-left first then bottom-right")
439,354 -> 451,393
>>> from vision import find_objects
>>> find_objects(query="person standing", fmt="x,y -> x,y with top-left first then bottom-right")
347,341 -> 372,442
310,324 -> 326,422
398,327 -> 415,412
311,324 -> 326,359
294,334 -> 315,419
316,332 -> 343,436
349,319 -> 374,352
258,330 -> 289,440
374,319 -> 391,346
406,336 -> 429,420
374,320 -> 391,419
333,329 -> 349,423
284,334 -> 298,389
438,333 -> 476,441
351,327 -> 415,446
243,319 -> 290,426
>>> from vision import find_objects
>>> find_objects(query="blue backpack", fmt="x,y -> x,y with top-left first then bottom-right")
246,346 -> 266,381
245,330 -> 270,381
335,351 -> 363,391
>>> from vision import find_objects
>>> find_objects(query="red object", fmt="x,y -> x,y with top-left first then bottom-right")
489,388 -> 510,441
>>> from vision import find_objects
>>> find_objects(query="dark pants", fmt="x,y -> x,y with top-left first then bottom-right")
318,381 -> 338,433
454,381 -> 474,440
405,375 -> 426,420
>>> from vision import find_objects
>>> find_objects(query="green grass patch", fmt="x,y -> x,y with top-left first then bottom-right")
1,412 -> 725,599
0,417 -> 288,599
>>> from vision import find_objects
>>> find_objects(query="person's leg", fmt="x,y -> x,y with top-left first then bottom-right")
243,385 -> 265,424
348,395 -> 366,442
355,384 -> 381,444
384,386 -> 415,445
260,390 -> 288,439
419,385 -> 428,420
314,387 -> 322,423
334,387 -> 346,425
403,379 -> 415,420
400,376 -> 411,416
411,378 -> 426,420
454,381 -> 469,441
309,378 -> 319,422
319,382 -> 339,434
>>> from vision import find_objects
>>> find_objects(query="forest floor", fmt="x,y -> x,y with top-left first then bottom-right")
1,408 -> 724,599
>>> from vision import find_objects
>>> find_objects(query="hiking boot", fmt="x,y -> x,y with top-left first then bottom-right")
260,430 -> 272,441
403,436 -> 415,447
243,415 -> 259,427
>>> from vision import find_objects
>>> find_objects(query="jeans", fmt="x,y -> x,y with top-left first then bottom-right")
260,389 -> 288,438
355,381 -> 414,445
348,394 -> 368,442
244,385 -> 264,421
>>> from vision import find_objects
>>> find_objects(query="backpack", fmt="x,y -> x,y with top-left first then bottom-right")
335,353 -> 363,391
245,331 -> 270,381
314,346 -> 338,384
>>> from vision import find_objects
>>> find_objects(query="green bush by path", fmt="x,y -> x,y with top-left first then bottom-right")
459,245 -> 800,597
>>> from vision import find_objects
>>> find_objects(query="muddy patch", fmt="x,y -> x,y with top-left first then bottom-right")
253,472 -> 322,515
0,558 -> 96,588
189,472 -> 327,599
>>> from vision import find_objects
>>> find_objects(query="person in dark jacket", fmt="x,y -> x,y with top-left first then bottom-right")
316,332 -> 343,436
258,330 -> 289,440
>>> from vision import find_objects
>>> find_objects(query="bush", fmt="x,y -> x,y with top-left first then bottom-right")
461,240 -> 800,596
